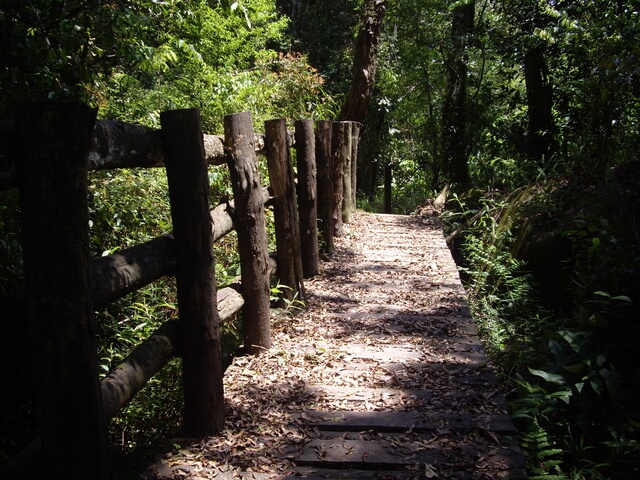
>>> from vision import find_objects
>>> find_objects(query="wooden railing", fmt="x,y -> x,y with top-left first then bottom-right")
1,103 -> 360,477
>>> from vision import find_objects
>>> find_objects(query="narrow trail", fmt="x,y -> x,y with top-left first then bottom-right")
145,211 -> 526,479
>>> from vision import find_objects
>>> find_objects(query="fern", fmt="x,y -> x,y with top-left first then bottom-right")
511,377 -> 569,479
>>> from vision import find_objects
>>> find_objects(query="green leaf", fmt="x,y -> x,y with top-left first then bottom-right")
549,339 -> 566,359
563,362 -> 586,374
529,367 -> 566,385
611,295 -> 633,303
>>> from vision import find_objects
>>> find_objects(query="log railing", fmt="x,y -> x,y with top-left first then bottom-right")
1,104 -> 360,477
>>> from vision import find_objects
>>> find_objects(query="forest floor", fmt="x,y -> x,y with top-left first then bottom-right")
140,210 -> 526,479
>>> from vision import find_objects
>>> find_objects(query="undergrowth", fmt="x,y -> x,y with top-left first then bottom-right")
444,182 -> 640,479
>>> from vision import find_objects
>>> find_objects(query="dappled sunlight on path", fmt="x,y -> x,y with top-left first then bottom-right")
144,211 -> 526,479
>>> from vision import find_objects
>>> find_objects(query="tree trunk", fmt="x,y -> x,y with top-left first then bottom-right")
384,162 -> 392,214
295,119 -> 319,278
439,1 -> 474,186
368,160 -> 379,203
225,112 -> 272,353
16,102 -> 114,479
338,0 -> 387,123
356,87 -> 387,203
523,46 -> 556,166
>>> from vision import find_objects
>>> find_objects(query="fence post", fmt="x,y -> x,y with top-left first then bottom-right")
224,112 -> 272,353
161,108 -> 224,436
15,102 -> 114,479
295,119 -> 319,278
331,121 -> 349,236
316,120 -> 334,253
350,122 -> 361,214
342,122 -> 354,224
265,118 -> 305,304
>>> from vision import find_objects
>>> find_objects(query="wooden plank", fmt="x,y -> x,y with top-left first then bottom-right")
304,385 -> 434,402
292,467 -> 424,480
300,362 -> 499,385
286,343 -> 431,362
303,387 -> 498,413
333,313 -> 478,334
147,466 -> 428,480
294,439 -> 527,471
300,410 -> 517,433
295,438 -> 447,469
342,281 -> 429,292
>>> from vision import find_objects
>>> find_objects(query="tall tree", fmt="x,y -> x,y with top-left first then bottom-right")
339,0 -> 387,123
523,45 -> 555,164
439,0 -> 475,186
494,0 -> 557,169
281,0 -> 360,91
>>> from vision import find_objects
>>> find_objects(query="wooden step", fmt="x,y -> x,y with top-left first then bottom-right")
292,437 -> 527,473
300,410 -> 517,434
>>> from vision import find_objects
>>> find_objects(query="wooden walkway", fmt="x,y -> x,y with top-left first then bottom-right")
145,212 -> 526,479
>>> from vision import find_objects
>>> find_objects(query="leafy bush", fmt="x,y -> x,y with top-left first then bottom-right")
449,178 -> 640,478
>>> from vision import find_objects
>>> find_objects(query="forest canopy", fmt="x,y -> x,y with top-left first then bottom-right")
0,0 -> 336,130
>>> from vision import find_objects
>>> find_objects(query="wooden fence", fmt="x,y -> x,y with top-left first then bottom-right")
1,103 -> 360,478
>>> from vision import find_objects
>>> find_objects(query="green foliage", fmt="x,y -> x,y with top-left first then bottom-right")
0,190 -> 22,295
510,376 -> 568,479
270,282 -> 305,310
88,170 -> 172,255
511,325 -> 637,479
450,179 -> 640,478
96,0 -> 300,128
0,0 -> 337,134
444,192 -> 553,368
0,0 -> 183,103
279,0 -> 360,92
96,279 -> 182,452
100,50 -> 335,133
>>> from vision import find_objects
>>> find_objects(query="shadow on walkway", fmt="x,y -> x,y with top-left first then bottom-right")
142,212 -> 527,479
